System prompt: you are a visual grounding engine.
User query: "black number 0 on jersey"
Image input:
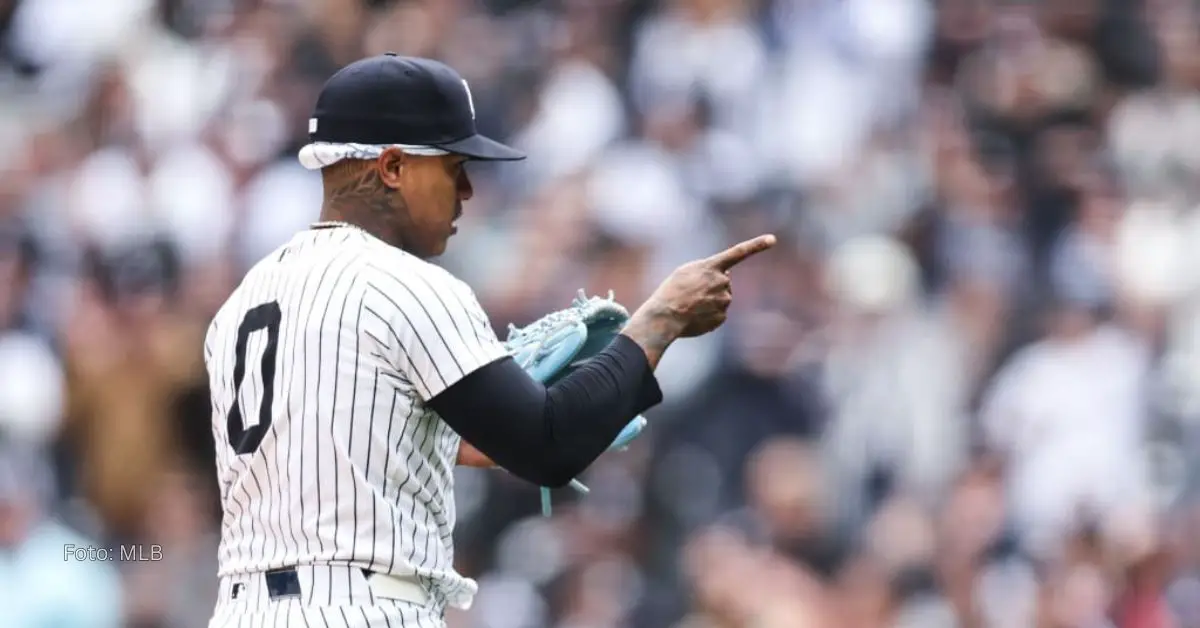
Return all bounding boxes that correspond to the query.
[227,301,282,455]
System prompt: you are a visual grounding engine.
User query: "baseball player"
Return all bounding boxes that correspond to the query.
[204,53,775,627]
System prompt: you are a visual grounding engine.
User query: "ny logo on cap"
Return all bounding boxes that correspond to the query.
[462,79,476,121]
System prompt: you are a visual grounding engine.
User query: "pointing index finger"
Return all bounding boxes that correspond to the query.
[708,234,777,271]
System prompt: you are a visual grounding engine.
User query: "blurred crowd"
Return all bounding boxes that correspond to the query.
[3,0,1200,626]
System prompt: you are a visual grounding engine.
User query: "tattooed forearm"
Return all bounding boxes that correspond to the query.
[620,303,683,370]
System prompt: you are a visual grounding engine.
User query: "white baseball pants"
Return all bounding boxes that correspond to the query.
[209,565,446,628]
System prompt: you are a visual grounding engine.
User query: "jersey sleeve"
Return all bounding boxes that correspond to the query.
[361,261,509,401]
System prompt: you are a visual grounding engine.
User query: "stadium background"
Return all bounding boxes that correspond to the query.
[3,0,1200,626]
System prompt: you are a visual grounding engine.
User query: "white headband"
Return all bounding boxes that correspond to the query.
[297,142,450,171]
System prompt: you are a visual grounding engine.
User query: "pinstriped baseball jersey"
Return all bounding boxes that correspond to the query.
[204,224,506,612]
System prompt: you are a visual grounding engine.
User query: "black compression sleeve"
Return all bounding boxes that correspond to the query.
[427,335,663,487]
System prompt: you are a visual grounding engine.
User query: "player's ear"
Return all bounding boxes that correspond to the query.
[376,148,408,190]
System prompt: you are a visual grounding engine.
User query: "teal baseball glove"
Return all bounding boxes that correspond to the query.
[503,290,648,516]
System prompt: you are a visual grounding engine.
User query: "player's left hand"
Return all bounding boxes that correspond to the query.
[455,441,496,468]
[503,290,650,515]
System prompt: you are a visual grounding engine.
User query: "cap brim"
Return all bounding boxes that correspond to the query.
[436,133,526,161]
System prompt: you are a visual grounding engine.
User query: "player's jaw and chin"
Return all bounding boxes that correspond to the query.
[441,156,470,244]
[388,152,471,259]
[424,200,461,258]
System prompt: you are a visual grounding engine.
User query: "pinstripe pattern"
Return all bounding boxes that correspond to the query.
[208,603,442,628]
[205,226,507,623]
[209,565,445,627]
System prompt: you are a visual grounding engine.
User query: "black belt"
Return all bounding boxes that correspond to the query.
[259,566,374,600]
[264,567,303,600]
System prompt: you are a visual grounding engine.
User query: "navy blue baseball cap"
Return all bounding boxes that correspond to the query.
[308,53,525,161]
